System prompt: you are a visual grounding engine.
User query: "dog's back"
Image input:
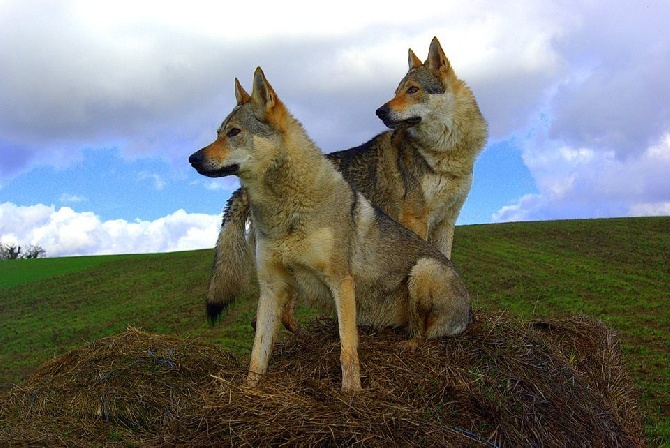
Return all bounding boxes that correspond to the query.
[326,131,423,226]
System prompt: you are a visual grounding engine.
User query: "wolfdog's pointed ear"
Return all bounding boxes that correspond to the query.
[235,78,250,105]
[426,36,451,76]
[408,48,422,70]
[251,67,277,112]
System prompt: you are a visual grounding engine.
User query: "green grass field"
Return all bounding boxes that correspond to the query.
[0,217,668,444]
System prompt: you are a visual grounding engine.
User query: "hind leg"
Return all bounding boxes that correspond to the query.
[397,294,430,352]
[281,293,301,334]
[405,257,471,346]
[250,293,301,334]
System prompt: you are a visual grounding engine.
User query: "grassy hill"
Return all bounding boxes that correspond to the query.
[0,216,668,444]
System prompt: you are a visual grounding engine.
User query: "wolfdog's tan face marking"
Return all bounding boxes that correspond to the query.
[189,98,278,180]
[375,38,459,132]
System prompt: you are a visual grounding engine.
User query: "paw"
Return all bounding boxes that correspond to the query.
[245,371,262,388]
[341,376,362,392]
[397,338,420,353]
[282,318,303,334]
[341,362,362,392]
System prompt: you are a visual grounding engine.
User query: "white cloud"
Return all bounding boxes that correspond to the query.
[59,193,87,204]
[0,0,580,176]
[492,194,541,223]
[0,202,219,257]
[202,177,239,192]
[204,180,225,191]
[1,0,669,230]
[494,133,670,222]
[489,0,670,223]
[138,172,166,190]
[629,202,670,217]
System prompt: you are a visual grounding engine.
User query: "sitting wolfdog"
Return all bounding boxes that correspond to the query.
[205,38,488,333]
[189,68,472,391]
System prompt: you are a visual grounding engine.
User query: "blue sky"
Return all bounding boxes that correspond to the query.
[1,0,669,257]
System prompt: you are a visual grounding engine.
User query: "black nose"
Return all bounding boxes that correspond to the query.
[376,104,389,120]
[189,151,203,166]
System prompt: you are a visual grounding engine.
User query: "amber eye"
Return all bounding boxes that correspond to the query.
[407,86,419,94]
[226,127,241,137]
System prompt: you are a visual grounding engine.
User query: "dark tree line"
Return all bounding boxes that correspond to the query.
[0,243,46,260]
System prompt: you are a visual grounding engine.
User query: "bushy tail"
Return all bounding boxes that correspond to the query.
[206,188,254,324]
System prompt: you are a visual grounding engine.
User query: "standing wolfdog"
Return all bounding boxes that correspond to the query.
[206,37,487,331]
[189,68,472,391]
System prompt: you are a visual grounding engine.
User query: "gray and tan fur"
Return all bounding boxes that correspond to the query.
[206,37,487,330]
[189,67,472,391]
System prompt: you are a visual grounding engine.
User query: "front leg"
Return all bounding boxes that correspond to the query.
[430,178,471,258]
[247,267,293,387]
[400,204,429,240]
[429,215,456,259]
[331,274,361,392]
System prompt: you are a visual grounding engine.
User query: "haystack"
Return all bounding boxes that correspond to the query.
[0,311,643,447]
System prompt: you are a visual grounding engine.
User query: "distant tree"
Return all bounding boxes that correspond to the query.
[24,244,47,259]
[0,243,20,260]
[0,243,46,260]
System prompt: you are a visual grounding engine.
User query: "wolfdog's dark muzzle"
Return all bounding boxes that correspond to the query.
[189,150,239,178]
[375,104,421,129]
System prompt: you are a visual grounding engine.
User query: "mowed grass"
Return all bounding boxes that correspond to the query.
[0,217,668,444]
[0,250,252,381]
[0,254,128,289]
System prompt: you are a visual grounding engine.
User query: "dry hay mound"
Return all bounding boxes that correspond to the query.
[1,328,241,446]
[1,312,643,447]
